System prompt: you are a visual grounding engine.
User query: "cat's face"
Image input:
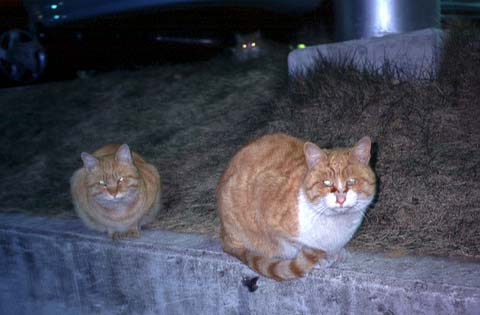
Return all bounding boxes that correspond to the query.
[302,137,376,215]
[232,32,263,61]
[81,145,140,208]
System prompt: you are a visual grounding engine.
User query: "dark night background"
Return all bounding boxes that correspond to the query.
[0,0,335,85]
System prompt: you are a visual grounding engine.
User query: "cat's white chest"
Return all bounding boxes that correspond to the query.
[296,189,364,254]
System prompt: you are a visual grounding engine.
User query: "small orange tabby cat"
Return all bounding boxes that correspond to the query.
[216,133,375,281]
[71,144,161,239]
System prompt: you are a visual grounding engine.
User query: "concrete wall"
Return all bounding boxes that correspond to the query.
[1,213,479,315]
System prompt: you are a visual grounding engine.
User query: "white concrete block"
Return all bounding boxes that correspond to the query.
[288,28,445,80]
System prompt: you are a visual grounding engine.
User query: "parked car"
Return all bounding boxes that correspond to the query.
[0,0,324,84]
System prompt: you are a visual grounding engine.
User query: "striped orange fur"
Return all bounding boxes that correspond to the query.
[216,133,376,281]
[223,242,326,281]
[71,144,161,239]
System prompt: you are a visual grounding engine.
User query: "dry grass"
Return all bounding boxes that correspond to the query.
[0,28,478,259]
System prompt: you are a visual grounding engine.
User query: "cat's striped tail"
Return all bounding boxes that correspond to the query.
[223,244,326,281]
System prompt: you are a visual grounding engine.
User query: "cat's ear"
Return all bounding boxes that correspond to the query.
[81,152,98,172]
[116,144,133,165]
[351,136,372,165]
[304,142,328,169]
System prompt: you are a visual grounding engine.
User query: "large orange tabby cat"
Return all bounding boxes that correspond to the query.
[216,133,376,281]
[71,144,161,239]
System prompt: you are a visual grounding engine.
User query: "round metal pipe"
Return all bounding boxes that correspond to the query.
[334,0,440,41]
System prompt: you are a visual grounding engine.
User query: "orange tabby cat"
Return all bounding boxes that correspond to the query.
[216,133,375,281]
[71,144,161,239]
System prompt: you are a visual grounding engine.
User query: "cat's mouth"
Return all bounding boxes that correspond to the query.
[98,193,123,202]
[94,193,131,206]
[327,203,363,216]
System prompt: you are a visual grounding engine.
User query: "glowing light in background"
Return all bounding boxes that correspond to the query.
[375,0,392,34]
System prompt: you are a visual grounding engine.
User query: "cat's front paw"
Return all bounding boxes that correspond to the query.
[109,228,140,240]
[125,228,140,238]
[109,232,123,240]
[320,249,348,268]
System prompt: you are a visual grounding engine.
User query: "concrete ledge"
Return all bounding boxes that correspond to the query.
[1,212,479,315]
[288,28,444,80]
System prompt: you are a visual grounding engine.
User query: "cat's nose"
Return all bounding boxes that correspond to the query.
[336,193,346,206]
[107,187,117,197]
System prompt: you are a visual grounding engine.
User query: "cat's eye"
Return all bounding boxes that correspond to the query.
[323,180,333,187]
[346,178,356,185]
[242,44,247,49]
[98,180,105,186]
[251,42,256,47]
